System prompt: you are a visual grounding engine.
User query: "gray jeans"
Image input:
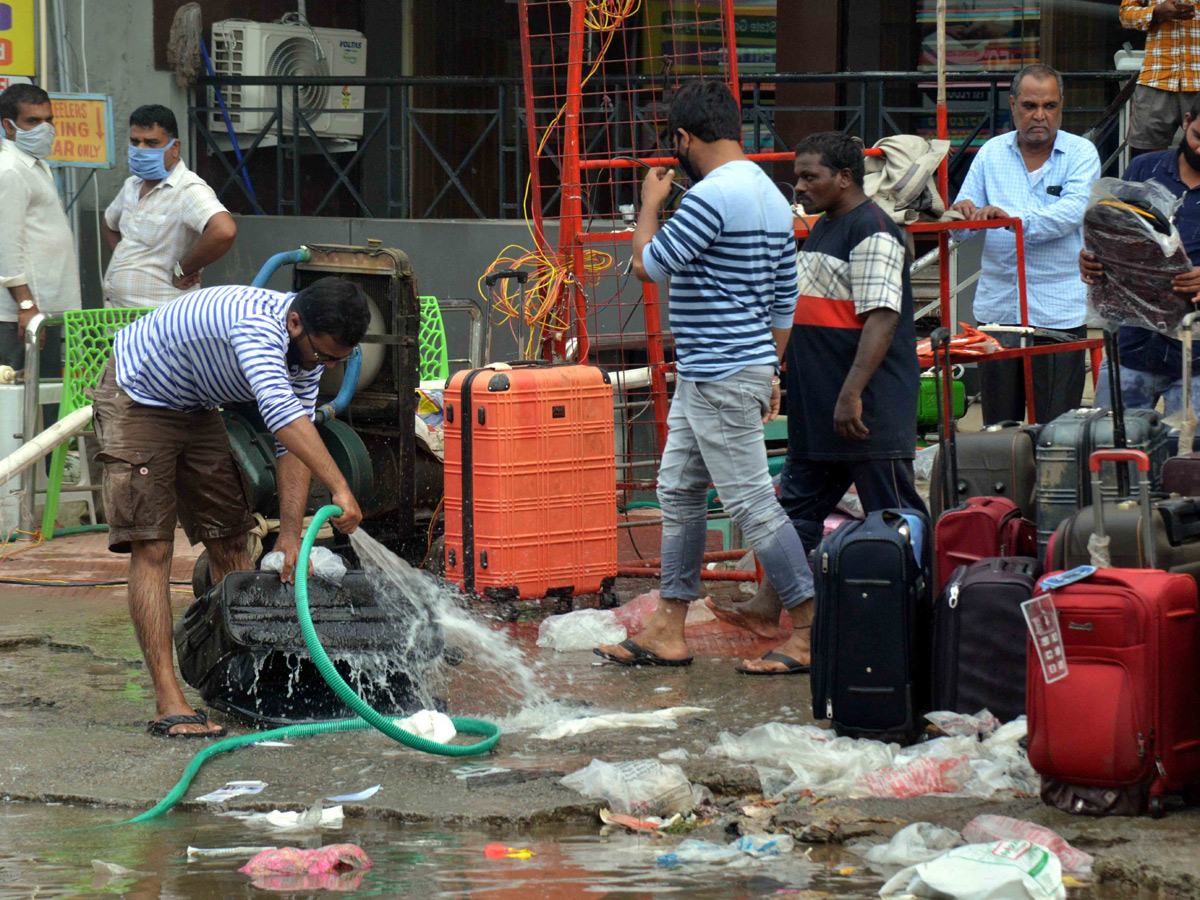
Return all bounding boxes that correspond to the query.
[657,365,814,608]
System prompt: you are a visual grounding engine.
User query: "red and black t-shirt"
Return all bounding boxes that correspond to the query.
[786,199,919,461]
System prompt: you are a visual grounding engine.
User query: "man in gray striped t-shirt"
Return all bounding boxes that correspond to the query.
[595,80,814,673]
[92,277,368,737]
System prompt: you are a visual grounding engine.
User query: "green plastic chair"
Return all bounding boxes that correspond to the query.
[418,295,449,382]
[42,308,155,539]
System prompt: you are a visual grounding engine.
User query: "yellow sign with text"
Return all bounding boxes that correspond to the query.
[47,94,115,168]
[0,0,36,77]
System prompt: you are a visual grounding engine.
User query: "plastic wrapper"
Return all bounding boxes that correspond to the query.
[1087,532,1112,569]
[962,815,1092,874]
[857,822,962,867]
[239,843,372,892]
[880,841,1065,900]
[657,834,795,867]
[854,756,972,799]
[259,546,347,585]
[1084,177,1192,335]
[924,709,1001,737]
[536,608,627,652]
[560,759,695,817]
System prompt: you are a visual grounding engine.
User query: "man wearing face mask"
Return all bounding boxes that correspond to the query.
[91,276,367,736]
[1081,95,1200,414]
[0,83,81,374]
[102,104,236,309]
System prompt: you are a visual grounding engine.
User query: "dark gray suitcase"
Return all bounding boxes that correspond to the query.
[1034,408,1170,551]
[811,508,931,746]
[929,422,1038,522]
[1047,496,1200,586]
[932,557,1041,723]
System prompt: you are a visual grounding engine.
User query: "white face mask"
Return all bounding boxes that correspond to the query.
[3,120,56,160]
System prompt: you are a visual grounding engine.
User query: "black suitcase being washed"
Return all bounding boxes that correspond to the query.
[932,557,1041,723]
[811,508,931,745]
[175,571,445,726]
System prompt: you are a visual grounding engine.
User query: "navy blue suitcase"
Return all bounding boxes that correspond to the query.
[810,508,931,745]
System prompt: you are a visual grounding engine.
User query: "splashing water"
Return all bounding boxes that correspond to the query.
[348,530,551,709]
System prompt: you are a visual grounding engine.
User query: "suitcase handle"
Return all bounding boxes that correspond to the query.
[1088,449,1155,568]
[484,269,529,287]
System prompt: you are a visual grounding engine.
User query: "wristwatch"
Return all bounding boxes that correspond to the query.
[18,299,36,311]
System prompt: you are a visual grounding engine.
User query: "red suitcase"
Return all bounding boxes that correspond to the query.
[928,328,1037,593]
[1028,449,1200,817]
[443,361,618,601]
[934,496,1037,594]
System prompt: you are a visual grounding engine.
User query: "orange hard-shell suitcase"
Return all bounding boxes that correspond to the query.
[443,361,618,600]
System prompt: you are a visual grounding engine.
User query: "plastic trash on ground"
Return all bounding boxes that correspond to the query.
[1083,177,1192,335]
[394,709,456,744]
[260,546,347,585]
[239,844,372,892]
[561,758,695,816]
[914,444,940,483]
[534,706,710,740]
[657,834,795,867]
[962,815,1093,875]
[91,860,147,877]
[236,802,344,831]
[856,756,972,799]
[536,609,627,652]
[707,718,1037,800]
[880,840,1065,900]
[857,822,962,867]
[925,709,1001,738]
[187,846,277,860]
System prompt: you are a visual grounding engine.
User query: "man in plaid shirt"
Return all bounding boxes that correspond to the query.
[1121,0,1200,155]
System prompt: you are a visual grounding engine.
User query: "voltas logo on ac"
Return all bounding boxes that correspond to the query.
[339,40,362,50]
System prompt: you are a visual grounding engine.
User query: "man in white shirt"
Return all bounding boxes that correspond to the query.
[102,104,236,309]
[0,84,81,378]
[950,64,1100,425]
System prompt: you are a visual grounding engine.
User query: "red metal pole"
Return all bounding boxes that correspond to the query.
[517,1,547,249]
[1013,219,1037,422]
[549,0,589,362]
[722,0,740,103]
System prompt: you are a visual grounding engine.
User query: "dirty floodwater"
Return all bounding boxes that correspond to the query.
[0,535,1196,898]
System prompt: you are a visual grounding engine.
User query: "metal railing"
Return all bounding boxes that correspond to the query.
[190,70,1131,220]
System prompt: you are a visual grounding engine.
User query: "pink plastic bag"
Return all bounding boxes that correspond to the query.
[855,756,971,799]
[962,814,1093,873]
[240,844,373,892]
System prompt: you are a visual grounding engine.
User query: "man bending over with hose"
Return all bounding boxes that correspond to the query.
[91,277,369,737]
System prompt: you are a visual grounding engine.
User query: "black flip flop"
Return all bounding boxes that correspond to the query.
[593,639,693,667]
[736,650,810,676]
[146,711,226,739]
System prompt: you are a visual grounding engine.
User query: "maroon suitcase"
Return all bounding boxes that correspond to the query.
[1162,453,1200,496]
[934,496,1037,594]
[1028,449,1200,818]
[929,328,1037,592]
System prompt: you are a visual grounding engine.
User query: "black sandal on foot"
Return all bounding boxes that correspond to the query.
[147,711,226,739]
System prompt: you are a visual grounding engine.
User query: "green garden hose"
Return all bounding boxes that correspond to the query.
[118,504,501,825]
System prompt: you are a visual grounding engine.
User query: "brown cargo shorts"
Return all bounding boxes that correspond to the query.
[89,359,256,553]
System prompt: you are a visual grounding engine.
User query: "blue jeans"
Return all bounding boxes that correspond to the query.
[1094,359,1200,418]
[657,366,814,609]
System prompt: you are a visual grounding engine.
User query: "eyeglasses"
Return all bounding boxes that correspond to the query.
[298,318,355,364]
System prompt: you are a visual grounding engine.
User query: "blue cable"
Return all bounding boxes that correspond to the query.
[201,38,259,209]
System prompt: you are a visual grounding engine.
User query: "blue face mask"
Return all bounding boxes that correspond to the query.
[128,138,177,181]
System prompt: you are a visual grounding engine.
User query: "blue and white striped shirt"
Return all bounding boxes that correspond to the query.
[114,285,322,451]
[643,160,798,380]
[955,129,1101,329]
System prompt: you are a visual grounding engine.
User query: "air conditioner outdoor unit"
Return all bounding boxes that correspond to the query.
[209,20,367,140]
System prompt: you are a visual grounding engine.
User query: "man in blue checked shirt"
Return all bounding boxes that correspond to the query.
[90,277,368,737]
[951,63,1101,425]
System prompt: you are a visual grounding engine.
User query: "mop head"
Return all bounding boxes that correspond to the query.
[167,2,202,90]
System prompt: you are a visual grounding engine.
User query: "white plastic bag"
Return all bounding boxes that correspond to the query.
[260,546,347,585]
[880,841,1065,900]
[393,710,456,744]
[561,759,695,816]
[860,822,961,867]
[962,815,1092,875]
[536,609,627,652]
[924,709,1000,738]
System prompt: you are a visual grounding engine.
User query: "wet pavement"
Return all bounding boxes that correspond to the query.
[0,531,1199,897]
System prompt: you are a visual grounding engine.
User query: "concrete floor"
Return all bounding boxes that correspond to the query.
[0,530,1197,896]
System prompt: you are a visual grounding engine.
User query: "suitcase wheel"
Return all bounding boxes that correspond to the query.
[1150,795,1165,819]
